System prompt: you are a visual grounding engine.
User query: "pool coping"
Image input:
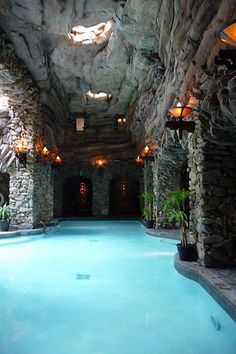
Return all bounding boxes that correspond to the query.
[0,227,45,239]
[174,255,236,322]
[146,228,236,322]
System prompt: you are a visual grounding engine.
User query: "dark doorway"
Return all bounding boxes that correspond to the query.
[110,177,140,217]
[62,177,92,216]
[0,172,10,205]
[180,161,189,190]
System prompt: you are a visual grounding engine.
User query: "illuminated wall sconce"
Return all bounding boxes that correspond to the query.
[166,102,195,140]
[15,142,28,167]
[94,159,108,176]
[51,155,63,169]
[135,155,143,164]
[35,146,51,163]
[215,19,236,69]
[54,155,62,164]
[219,19,236,46]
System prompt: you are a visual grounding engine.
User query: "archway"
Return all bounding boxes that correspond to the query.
[62,177,92,217]
[109,177,140,217]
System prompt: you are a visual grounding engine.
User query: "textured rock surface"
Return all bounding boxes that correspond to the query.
[0,0,163,159]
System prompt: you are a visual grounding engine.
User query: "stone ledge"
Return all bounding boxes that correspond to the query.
[175,255,236,322]
[0,227,44,239]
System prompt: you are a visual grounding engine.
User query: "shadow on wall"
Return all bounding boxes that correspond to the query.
[109,177,140,217]
[62,176,92,217]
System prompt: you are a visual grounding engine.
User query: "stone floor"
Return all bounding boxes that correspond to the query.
[146,227,236,322]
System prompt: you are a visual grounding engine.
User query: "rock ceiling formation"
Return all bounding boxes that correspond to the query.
[0,0,235,161]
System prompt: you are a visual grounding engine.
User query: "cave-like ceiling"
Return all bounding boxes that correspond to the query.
[0,0,161,160]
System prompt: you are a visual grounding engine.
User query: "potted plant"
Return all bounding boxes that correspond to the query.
[140,191,155,228]
[0,203,11,231]
[163,189,195,261]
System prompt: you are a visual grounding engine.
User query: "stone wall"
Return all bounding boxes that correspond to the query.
[54,161,142,217]
[188,77,236,266]
[0,33,54,227]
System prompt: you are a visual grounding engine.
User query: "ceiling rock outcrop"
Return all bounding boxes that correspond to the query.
[0,0,162,159]
[0,0,236,160]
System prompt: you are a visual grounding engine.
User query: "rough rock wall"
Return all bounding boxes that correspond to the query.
[129,0,235,144]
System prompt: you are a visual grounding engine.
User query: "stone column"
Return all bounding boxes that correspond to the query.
[92,172,110,216]
[188,116,236,266]
[9,164,34,228]
[33,163,54,223]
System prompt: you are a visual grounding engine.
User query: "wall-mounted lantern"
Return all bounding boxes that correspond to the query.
[166,102,195,140]
[219,19,236,46]
[35,146,51,163]
[54,155,62,165]
[135,155,143,164]
[14,142,28,167]
[94,159,108,176]
[215,19,236,69]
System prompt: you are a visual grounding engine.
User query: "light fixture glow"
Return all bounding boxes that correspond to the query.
[41,147,49,156]
[169,102,192,119]
[219,19,236,46]
[55,155,62,164]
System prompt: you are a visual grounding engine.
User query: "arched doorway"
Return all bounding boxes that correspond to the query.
[62,177,92,216]
[110,177,140,217]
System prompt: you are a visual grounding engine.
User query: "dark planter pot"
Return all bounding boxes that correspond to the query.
[141,219,154,228]
[0,220,10,232]
[177,243,196,262]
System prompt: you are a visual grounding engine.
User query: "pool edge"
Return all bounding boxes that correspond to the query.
[174,255,236,323]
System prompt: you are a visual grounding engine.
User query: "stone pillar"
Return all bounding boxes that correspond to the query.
[33,163,54,223]
[188,116,236,266]
[143,161,153,193]
[9,164,34,228]
[92,172,110,216]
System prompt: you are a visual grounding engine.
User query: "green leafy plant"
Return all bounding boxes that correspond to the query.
[0,203,11,221]
[142,206,153,220]
[140,192,156,221]
[163,189,190,246]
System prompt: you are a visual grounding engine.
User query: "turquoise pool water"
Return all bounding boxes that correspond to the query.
[0,220,235,354]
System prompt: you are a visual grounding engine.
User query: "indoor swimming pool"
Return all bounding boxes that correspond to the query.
[0,220,235,354]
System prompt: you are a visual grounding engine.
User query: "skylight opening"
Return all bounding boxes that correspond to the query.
[67,20,112,45]
[85,90,112,102]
